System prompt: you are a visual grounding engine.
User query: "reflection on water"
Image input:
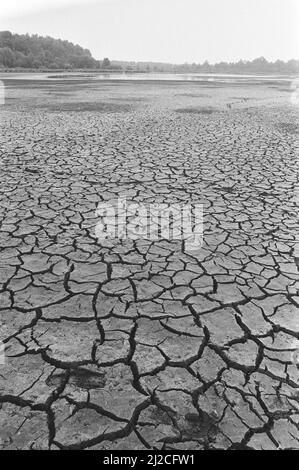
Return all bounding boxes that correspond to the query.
[0,71,294,83]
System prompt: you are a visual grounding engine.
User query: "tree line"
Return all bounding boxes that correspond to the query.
[1,31,298,74]
[116,57,299,75]
[0,31,112,69]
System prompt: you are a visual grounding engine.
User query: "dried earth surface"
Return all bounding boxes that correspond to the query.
[0,75,298,449]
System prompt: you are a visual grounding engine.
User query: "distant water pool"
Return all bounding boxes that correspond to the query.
[0,71,295,83]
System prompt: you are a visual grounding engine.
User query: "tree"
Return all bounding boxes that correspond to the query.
[0,47,15,67]
[102,57,111,68]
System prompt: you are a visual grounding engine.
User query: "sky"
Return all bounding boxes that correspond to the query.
[0,0,298,63]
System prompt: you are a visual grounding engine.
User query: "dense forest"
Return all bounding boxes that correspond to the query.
[0,31,106,69]
[0,31,298,74]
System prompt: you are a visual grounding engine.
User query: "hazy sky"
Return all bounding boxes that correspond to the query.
[1,0,298,63]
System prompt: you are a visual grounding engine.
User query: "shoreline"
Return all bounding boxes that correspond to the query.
[0,68,298,78]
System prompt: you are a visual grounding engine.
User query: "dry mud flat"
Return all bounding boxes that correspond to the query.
[0,76,298,450]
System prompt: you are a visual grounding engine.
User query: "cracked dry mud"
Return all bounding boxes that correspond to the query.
[0,77,298,450]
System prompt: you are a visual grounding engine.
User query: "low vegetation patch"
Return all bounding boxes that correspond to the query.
[277,122,299,135]
[175,106,215,114]
[38,100,133,113]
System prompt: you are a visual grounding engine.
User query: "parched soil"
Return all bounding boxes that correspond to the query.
[0,77,298,450]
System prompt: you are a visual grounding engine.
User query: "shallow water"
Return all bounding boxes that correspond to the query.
[0,71,295,83]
